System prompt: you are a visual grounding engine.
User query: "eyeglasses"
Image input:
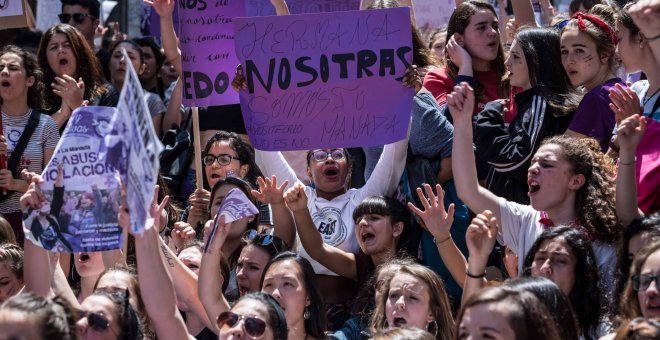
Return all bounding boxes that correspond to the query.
[78,310,116,334]
[58,13,94,24]
[309,149,345,163]
[242,229,285,255]
[216,311,267,338]
[632,274,660,291]
[203,154,240,166]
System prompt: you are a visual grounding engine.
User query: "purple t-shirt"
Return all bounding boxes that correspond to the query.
[568,78,624,152]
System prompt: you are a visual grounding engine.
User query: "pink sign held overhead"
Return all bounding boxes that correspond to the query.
[234,7,414,151]
[178,0,244,107]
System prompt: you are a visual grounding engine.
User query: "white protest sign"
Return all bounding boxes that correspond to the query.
[109,48,164,234]
[25,106,123,252]
[36,0,62,31]
[0,0,24,17]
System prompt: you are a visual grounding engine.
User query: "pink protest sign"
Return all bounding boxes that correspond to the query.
[178,0,244,107]
[234,7,414,151]
[205,188,259,252]
[245,0,361,17]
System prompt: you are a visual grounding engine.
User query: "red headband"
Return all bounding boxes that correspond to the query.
[571,12,618,45]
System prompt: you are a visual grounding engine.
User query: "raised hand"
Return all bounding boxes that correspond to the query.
[251,176,288,205]
[628,0,660,39]
[283,183,309,213]
[617,114,647,154]
[144,0,175,17]
[189,189,210,215]
[407,184,455,239]
[447,82,475,124]
[609,83,642,124]
[19,179,46,211]
[0,135,6,155]
[171,221,196,249]
[204,215,232,253]
[52,75,84,110]
[446,34,472,71]
[465,210,499,268]
[149,185,170,232]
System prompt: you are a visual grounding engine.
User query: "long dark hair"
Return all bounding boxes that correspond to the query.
[504,277,580,340]
[443,0,508,101]
[237,292,288,340]
[514,27,581,116]
[352,196,414,256]
[37,24,105,110]
[0,45,46,111]
[202,131,263,189]
[523,226,602,338]
[260,252,327,338]
[0,293,78,340]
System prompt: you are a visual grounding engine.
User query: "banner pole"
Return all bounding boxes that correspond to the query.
[0,106,6,195]
[192,107,203,190]
[122,227,128,263]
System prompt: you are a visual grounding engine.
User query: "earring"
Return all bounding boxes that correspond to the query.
[303,307,310,320]
[428,320,438,337]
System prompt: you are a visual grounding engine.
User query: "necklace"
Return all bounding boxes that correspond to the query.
[642,86,660,107]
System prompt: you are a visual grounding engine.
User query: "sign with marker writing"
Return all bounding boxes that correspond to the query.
[178,0,244,107]
[245,0,360,17]
[234,7,414,151]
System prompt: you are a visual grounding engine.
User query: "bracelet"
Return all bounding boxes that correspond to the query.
[433,235,452,245]
[619,158,636,166]
[466,269,486,279]
[644,32,660,41]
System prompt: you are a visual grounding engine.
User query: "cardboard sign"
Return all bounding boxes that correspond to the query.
[245,0,360,16]
[0,0,28,30]
[178,0,244,107]
[234,7,414,151]
[24,107,122,252]
[108,48,164,234]
[204,188,259,252]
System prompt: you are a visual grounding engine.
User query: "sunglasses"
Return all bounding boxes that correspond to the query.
[242,229,284,255]
[554,19,569,30]
[216,311,267,338]
[203,153,240,166]
[78,310,115,334]
[58,13,94,24]
[309,149,345,163]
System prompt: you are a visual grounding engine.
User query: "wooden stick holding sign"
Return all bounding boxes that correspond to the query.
[192,107,203,189]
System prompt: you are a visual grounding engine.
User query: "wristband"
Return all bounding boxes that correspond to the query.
[466,269,486,279]
[619,158,636,166]
[433,235,452,245]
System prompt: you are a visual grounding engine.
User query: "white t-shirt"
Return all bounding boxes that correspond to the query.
[497,198,616,295]
[255,138,408,276]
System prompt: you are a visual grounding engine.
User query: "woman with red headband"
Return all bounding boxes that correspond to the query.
[560,5,626,152]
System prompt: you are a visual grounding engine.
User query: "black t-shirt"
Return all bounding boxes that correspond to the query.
[96,48,111,83]
[198,104,246,134]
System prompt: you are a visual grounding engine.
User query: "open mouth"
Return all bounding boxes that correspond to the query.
[209,172,222,180]
[528,180,541,195]
[238,285,250,296]
[360,231,376,244]
[59,58,69,66]
[487,41,498,48]
[323,167,339,178]
[392,317,407,327]
[0,81,10,87]
[78,253,90,263]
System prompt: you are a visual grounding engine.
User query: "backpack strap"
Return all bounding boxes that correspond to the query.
[0,110,41,201]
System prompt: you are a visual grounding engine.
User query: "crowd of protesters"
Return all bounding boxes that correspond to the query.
[1,0,660,338]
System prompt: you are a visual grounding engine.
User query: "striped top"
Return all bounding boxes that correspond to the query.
[1,110,59,213]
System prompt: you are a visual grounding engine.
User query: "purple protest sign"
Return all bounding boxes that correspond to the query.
[178,0,244,107]
[234,7,414,151]
[245,0,361,17]
[205,188,259,252]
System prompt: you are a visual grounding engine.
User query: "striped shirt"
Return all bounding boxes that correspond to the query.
[1,110,59,213]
